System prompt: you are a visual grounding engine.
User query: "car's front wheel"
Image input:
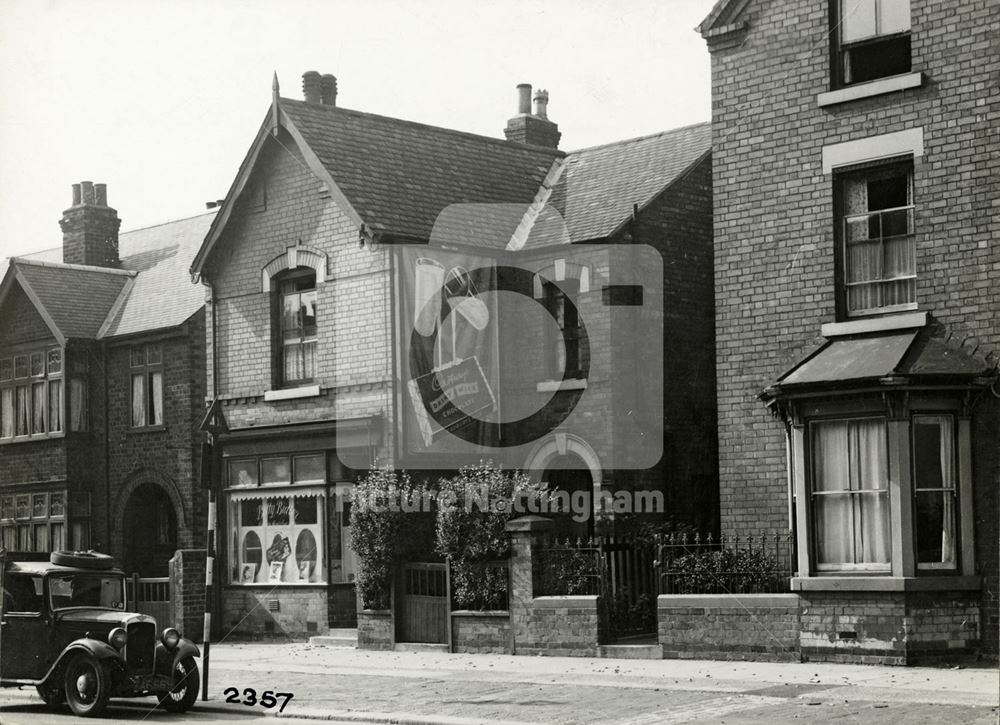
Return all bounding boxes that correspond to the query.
[160,655,199,712]
[63,652,111,717]
[36,684,65,707]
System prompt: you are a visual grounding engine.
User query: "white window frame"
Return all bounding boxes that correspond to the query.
[0,346,64,442]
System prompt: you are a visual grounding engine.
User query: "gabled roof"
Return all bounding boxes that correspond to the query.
[3,211,215,342]
[193,93,712,275]
[3,260,132,342]
[697,0,752,36]
[280,99,561,242]
[550,123,711,243]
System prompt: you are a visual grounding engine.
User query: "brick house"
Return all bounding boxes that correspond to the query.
[189,73,717,637]
[700,0,998,662]
[0,182,211,576]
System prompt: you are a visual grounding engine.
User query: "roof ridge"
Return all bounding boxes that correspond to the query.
[12,257,136,277]
[120,208,219,236]
[280,97,566,157]
[567,121,711,154]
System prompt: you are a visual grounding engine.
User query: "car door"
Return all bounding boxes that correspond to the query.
[0,572,51,680]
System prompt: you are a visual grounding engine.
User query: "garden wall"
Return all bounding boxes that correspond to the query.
[451,611,511,654]
[658,594,800,662]
[358,609,394,650]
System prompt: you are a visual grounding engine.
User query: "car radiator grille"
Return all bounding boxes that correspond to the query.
[126,622,156,674]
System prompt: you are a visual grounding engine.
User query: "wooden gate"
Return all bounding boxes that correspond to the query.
[397,562,448,644]
[127,575,172,624]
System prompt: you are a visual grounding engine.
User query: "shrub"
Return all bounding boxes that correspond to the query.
[350,468,436,609]
[435,462,549,610]
[666,547,779,594]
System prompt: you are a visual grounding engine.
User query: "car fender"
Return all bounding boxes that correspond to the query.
[154,638,201,674]
[41,639,125,686]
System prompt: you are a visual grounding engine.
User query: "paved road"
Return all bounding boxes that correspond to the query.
[1,644,996,724]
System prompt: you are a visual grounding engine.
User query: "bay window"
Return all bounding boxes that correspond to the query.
[226,452,327,585]
[0,347,64,440]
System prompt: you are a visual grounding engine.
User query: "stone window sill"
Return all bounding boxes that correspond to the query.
[817,72,924,107]
[791,575,980,592]
[0,432,66,445]
[264,384,321,402]
[820,310,926,338]
[130,425,166,434]
[536,378,587,393]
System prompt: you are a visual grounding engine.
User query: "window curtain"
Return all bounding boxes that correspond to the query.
[16,385,30,435]
[150,372,164,425]
[814,421,852,566]
[852,419,890,565]
[70,378,87,431]
[1,388,12,438]
[938,421,956,566]
[48,379,63,433]
[131,373,146,426]
[813,419,890,568]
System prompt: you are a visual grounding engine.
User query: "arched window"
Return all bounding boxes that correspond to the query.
[274,269,317,386]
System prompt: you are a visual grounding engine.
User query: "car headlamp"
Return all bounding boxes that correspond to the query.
[108,627,128,650]
[161,627,180,650]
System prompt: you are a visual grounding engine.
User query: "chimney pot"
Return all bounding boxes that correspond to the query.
[95,183,107,206]
[516,83,532,115]
[320,74,338,106]
[72,183,82,206]
[302,71,322,104]
[81,181,95,205]
[533,89,549,119]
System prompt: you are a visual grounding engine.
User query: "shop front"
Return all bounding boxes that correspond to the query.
[215,419,376,637]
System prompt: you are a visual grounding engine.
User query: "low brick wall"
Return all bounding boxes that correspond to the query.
[220,587,328,640]
[658,594,800,662]
[357,609,394,650]
[515,596,601,657]
[169,549,206,642]
[799,590,980,665]
[451,611,511,654]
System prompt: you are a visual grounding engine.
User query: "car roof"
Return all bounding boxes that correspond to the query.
[4,560,125,576]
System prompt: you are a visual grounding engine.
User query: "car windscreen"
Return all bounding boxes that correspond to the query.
[49,574,126,611]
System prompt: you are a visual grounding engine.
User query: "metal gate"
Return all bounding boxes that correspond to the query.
[397,562,448,644]
[127,575,172,624]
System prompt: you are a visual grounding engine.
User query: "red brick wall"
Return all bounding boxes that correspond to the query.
[707,0,999,650]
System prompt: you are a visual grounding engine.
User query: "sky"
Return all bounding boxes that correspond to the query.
[0,0,714,260]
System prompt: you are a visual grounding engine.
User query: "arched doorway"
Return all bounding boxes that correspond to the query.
[542,454,594,539]
[122,483,177,577]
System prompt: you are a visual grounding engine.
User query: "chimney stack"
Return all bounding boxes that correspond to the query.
[60,181,122,267]
[302,71,322,104]
[504,83,561,148]
[320,74,338,106]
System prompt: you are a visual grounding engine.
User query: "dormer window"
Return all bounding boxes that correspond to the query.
[833,0,911,87]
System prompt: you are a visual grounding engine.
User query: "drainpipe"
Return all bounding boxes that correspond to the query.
[103,340,111,556]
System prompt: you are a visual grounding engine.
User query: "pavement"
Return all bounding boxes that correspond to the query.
[1,643,997,724]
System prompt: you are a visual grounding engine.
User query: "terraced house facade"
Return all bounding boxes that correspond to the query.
[189,73,718,636]
[700,0,998,662]
[0,183,211,577]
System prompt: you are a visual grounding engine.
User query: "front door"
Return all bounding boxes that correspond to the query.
[397,563,448,644]
[0,572,51,680]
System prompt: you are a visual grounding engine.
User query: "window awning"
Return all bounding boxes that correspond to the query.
[763,325,996,400]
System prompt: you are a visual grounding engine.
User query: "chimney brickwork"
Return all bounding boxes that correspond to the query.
[59,181,122,267]
[504,83,561,148]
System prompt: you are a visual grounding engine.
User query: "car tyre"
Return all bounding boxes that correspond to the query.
[160,655,199,712]
[50,550,114,570]
[36,684,66,707]
[63,652,111,717]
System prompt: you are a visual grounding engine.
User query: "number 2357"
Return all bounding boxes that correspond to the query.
[223,687,293,713]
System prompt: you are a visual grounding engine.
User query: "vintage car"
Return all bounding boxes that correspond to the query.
[0,549,200,717]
